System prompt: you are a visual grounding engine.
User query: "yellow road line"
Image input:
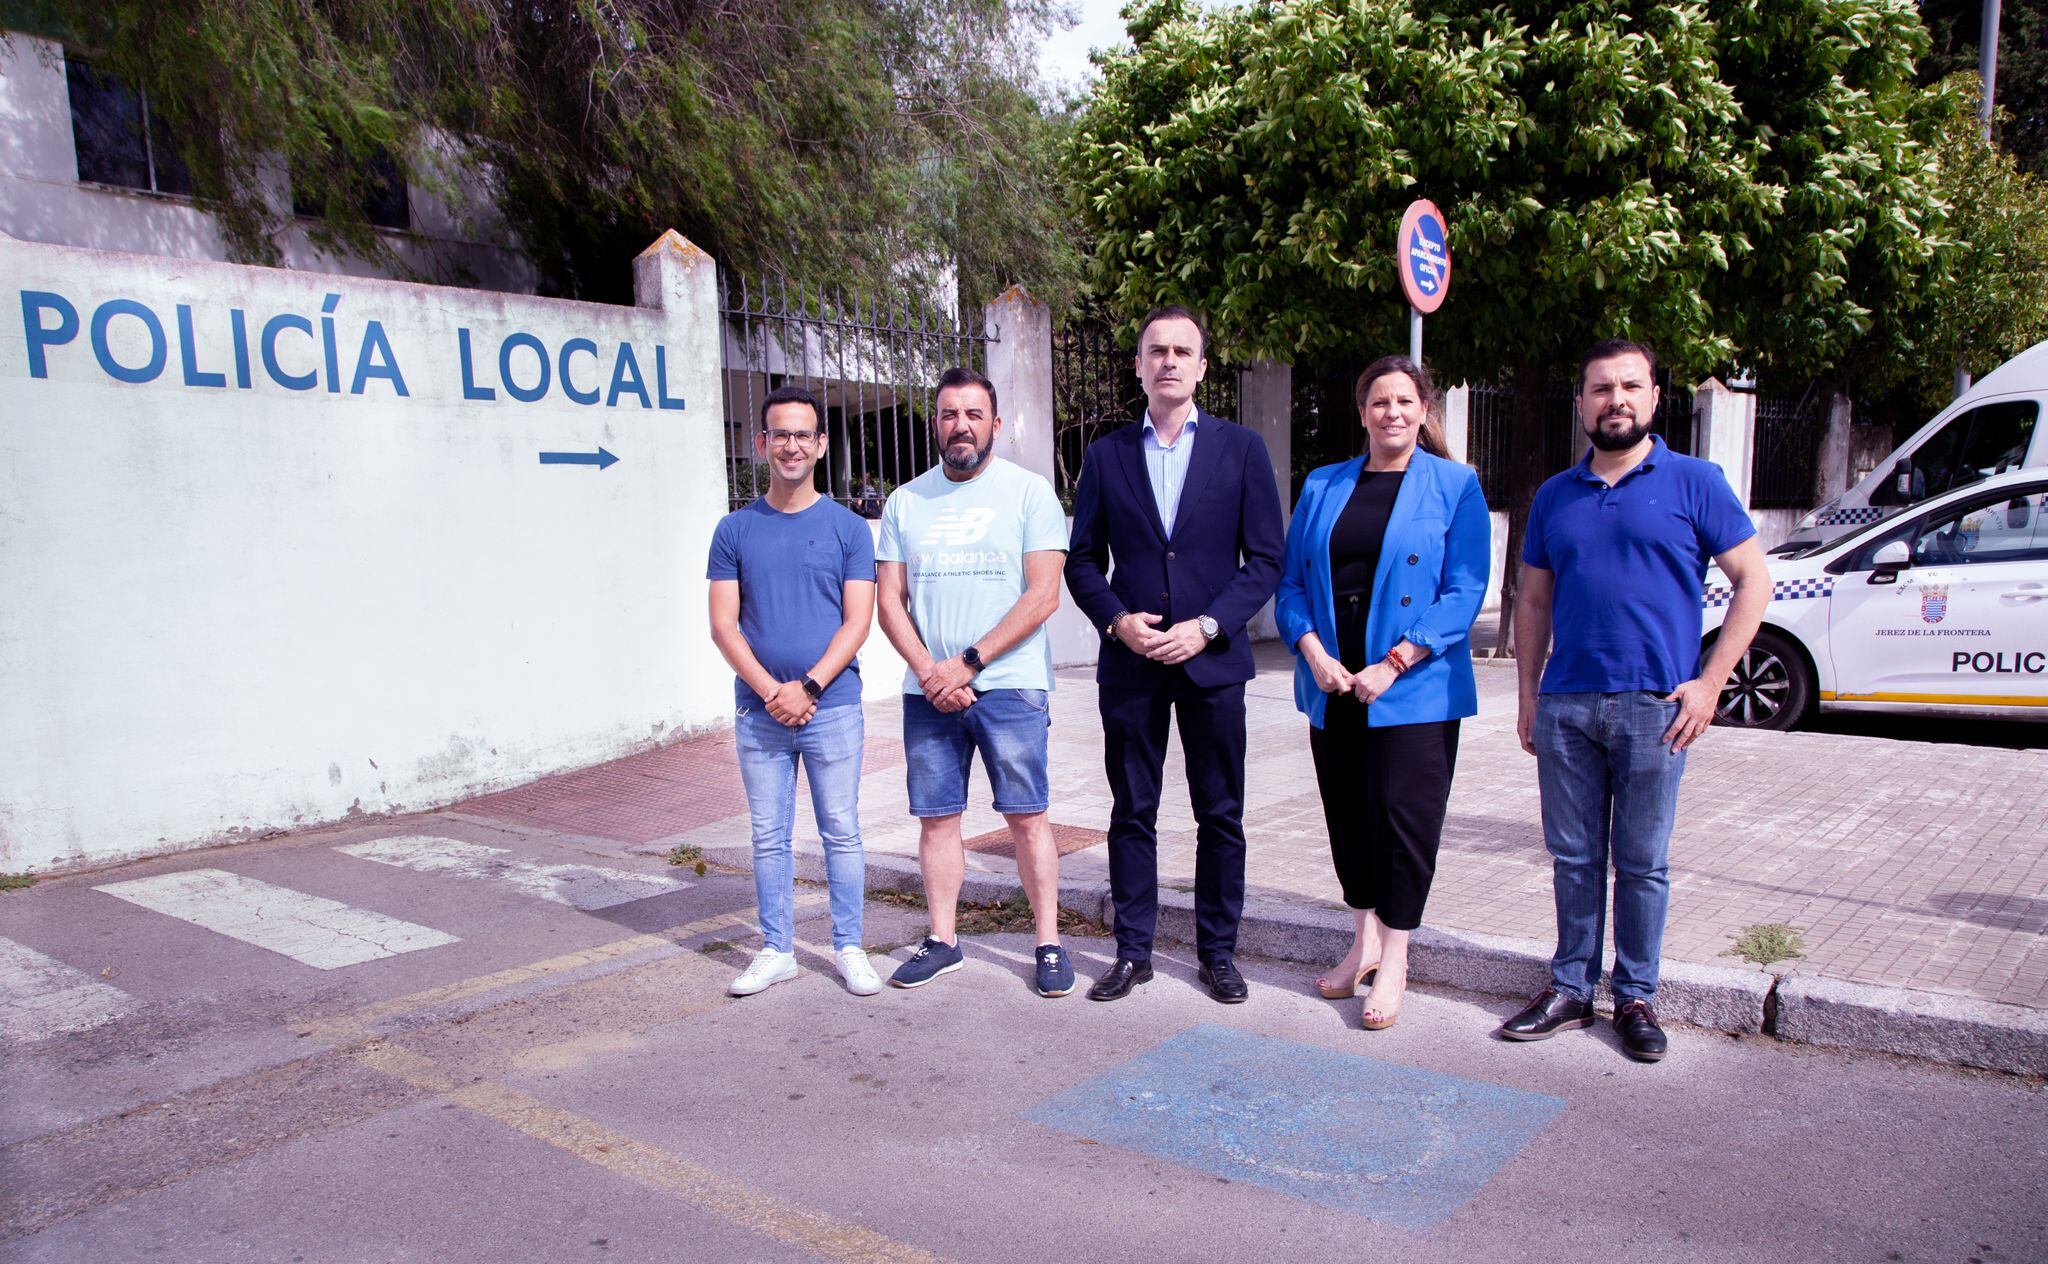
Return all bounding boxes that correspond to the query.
[444,1080,946,1264]
[297,897,822,1040]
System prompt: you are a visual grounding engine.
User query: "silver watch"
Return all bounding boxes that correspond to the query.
[1197,615,1220,641]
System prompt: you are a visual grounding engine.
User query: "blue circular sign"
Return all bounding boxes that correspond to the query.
[1397,200,1451,313]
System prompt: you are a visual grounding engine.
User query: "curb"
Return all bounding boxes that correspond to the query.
[640,838,2043,1077]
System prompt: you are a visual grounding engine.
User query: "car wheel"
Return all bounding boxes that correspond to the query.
[1714,629,1812,731]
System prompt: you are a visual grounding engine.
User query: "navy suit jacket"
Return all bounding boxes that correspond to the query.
[1064,410,1285,689]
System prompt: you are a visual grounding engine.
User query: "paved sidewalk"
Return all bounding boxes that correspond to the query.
[457,642,2048,1012]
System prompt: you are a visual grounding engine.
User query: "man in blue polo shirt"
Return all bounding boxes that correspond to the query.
[708,385,879,1000]
[1500,339,1770,1062]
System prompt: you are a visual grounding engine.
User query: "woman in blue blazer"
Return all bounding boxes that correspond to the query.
[1274,355,1490,1030]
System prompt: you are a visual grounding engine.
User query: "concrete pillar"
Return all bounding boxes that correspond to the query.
[633,228,717,316]
[1815,388,1855,504]
[1441,384,1470,463]
[1239,359,1293,517]
[982,284,1057,486]
[1692,377,1755,506]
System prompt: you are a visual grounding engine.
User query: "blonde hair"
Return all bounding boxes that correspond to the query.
[1354,355,1450,459]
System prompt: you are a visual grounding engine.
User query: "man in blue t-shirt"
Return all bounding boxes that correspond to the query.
[1500,340,1771,1062]
[707,386,879,1000]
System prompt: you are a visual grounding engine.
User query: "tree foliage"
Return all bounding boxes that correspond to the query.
[1068,0,1949,391]
[1917,0,2048,175]
[33,0,1081,307]
[1861,73,2048,409]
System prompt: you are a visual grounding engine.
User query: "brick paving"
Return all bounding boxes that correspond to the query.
[449,642,2048,1009]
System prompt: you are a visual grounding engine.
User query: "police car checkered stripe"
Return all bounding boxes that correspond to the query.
[1816,506,1886,525]
[1701,576,1833,609]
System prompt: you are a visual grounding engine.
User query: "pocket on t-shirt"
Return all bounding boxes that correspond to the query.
[804,539,841,574]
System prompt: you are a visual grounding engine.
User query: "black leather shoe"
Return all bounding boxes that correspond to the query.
[1497,987,1596,1041]
[1088,958,1153,1001]
[1615,998,1669,1062]
[1198,957,1250,1004]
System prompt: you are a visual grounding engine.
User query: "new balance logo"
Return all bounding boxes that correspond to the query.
[921,506,996,547]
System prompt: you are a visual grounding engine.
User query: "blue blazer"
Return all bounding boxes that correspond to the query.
[1065,411,1285,689]
[1274,450,1491,728]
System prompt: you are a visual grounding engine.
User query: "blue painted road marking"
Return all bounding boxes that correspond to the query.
[1022,1024,1564,1230]
[539,447,618,470]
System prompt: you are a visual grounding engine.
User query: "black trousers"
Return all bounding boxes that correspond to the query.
[1308,698,1459,931]
[1099,672,1248,963]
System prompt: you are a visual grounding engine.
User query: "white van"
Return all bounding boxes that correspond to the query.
[1775,340,2046,553]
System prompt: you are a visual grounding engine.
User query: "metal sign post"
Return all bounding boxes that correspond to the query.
[1396,199,1451,367]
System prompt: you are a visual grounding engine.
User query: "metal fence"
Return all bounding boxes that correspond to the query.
[719,272,991,511]
[1051,315,1240,501]
[1751,385,1829,508]
[1464,370,1695,502]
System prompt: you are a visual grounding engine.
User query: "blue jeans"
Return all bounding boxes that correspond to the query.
[1533,691,1688,1003]
[901,689,1051,816]
[734,703,865,952]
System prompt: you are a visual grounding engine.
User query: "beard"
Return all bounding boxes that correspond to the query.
[941,432,993,472]
[1586,410,1653,452]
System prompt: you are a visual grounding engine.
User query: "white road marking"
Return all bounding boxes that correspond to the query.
[0,936,131,1043]
[334,835,688,911]
[93,869,459,969]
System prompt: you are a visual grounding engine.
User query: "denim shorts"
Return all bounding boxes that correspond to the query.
[901,688,1051,817]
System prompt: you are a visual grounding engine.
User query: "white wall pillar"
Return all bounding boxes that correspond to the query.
[983,285,1056,486]
[1239,359,1293,517]
[1816,388,1855,504]
[1441,384,1470,464]
[1692,377,1755,506]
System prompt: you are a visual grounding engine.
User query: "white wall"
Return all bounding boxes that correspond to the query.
[0,232,729,871]
[0,35,538,293]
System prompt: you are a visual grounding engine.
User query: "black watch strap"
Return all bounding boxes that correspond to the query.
[961,646,984,673]
[801,675,823,699]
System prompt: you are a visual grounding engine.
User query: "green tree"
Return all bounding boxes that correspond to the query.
[27,0,1080,307]
[1917,0,2048,175]
[1068,0,1951,645]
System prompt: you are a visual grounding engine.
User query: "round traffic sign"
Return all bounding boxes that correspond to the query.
[1397,200,1451,314]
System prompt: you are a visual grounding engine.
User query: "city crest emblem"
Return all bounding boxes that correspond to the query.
[1920,583,1948,624]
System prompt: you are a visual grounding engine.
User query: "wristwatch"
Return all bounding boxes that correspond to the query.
[800,675,823,699]
[1106,611,1131,640]
[961,646,985,673]
[1197,615,1220,641]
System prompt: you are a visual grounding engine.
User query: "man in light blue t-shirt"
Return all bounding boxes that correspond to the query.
[708,385,879,1001]
[875,366,1074,997]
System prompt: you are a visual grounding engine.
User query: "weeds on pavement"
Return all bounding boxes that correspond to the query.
[1726,922,1806,965]
[666,844,707,876]
[0,872,37,892]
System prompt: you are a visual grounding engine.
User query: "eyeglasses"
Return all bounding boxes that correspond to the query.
[765,429,822,448]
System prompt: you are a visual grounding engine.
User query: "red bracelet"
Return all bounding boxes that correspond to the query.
[1383,648,1410,674]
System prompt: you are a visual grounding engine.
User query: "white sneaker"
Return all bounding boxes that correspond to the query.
[836,946,883,997]
[729,948,799,996]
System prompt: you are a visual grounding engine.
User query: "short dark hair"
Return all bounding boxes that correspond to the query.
[1136,304,1208,356]
[1575,339,1659,392]
[936,365,998,417]
[760,384,823,431]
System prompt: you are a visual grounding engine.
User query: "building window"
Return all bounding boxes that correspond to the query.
[64,57,192,196]
[292,147,410,232]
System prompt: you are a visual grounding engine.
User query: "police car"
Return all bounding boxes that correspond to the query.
[1705,468,2048,729]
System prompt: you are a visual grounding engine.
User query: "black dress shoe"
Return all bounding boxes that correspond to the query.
[1088,958,1153,1001]
[1497,987,1596,1041]
[1615,999,1669,1062]
[1198,957,1249,1004]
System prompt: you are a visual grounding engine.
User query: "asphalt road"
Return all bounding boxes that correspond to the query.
[4,819,2044,1263]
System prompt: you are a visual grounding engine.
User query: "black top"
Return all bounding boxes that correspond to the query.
[1328,469,1404,669]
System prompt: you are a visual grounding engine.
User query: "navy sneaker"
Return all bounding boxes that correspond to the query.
[1034,943,1075,998]
[889,936,965,989]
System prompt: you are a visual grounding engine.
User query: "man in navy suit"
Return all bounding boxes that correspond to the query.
[1065,305,1284,1002]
